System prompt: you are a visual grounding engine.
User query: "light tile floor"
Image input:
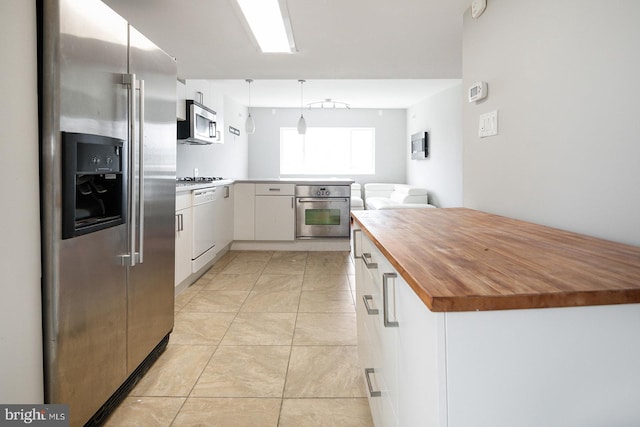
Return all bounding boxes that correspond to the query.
[104,250,373,427]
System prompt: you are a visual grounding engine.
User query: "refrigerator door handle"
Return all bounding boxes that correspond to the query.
[137,79,145,264]
[121,73,137,267]
[120,75,145,265]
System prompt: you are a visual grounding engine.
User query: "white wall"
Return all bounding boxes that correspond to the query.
[177,82,249,179]
[248,108,407,183]
[406,83,463,207]
[462,0,640,246]
[0,0,44,403]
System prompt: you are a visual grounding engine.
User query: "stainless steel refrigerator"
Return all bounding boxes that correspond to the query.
[39,0,176,425]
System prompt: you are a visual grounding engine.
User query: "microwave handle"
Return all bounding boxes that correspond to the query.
[209,121,216,138]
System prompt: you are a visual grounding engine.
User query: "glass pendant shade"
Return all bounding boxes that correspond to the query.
[245,112,255,134]
[297,114,307,135]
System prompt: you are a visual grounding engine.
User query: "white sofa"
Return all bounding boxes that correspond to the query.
[350,183,364,210]
[364,183,435,210]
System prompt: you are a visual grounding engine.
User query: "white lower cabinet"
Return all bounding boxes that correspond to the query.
[357,229,401,427]
[175,192,193,286]
[354,226,640,427]
[233,183,255,240]
[254,183,295,241]
[215,184,234,249]
[395,277,444,427]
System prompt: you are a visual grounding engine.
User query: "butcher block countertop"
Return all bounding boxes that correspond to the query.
[351,208,640,312]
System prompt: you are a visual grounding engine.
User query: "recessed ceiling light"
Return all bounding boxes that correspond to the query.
[236,0,296,53]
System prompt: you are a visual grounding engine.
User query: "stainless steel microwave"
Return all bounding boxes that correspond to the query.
[177,100,219,144]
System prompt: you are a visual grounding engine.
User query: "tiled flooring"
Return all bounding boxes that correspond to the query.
[104,250,374,427]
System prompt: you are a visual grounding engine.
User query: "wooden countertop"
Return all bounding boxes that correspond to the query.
[351,208,640,312]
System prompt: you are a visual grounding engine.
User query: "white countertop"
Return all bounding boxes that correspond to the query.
[175,179,234,192]
[233,178,354,185]
[176,178,354,192]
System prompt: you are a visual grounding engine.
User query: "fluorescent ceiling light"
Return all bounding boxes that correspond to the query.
[236,0,295,53]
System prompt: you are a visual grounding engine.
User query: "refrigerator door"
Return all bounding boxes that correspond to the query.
[126,25,177,372]
[41,0,129,425]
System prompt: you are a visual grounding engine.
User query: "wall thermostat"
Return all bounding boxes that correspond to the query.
[468,81,488,102]
[471,0,487,19]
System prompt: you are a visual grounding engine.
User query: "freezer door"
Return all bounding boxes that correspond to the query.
[58,0,128,140]
[42,0,129,425]
[126,25,177,373]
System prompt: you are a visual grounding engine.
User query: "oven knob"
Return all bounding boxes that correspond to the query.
[316,191,321,196]
[326,190,330,196]
[91,156,100,164]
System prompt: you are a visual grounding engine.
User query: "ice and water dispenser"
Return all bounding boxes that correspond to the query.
[62,132,126,239]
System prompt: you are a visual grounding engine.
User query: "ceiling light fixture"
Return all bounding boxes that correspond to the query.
[245,79,256,135]
[306,98,351,109]
[297,79,307,135]
[235,0,296,53]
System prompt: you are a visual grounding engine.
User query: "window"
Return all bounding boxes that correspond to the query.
[280,127,375,175]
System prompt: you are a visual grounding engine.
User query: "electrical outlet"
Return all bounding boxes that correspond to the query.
[479,110,498,138]
[194,167,199,177]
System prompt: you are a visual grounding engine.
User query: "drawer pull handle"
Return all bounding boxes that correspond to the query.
[352,229,362,259]
[383,272,399,328]
[362,252,377,269]
[362,294,379,315]
[268,188,281,191]
[364,368,381,397]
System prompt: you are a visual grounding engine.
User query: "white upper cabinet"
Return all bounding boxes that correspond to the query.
[176,80,186,120]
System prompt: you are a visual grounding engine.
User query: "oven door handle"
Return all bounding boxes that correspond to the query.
[297,198,349,203]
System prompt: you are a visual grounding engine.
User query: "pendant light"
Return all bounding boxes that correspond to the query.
[245,79,256,135]
[297,79,307,135]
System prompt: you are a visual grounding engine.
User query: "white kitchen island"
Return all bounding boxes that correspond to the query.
[351,208,640,427]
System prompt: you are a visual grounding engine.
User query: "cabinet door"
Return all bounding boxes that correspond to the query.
[175,207,192,286]
[233,183,255,240]
[395,274,445,427]
[255,195,295,241]
[215,184,233,249]
[221,184,234,247]
[176,80,186,120]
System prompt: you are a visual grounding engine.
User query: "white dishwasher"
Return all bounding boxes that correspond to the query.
[192,187,216,272]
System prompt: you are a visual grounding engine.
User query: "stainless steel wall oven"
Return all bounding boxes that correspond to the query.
[295,185,350,238]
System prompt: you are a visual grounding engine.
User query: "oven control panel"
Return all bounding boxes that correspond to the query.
[295,185,350,198]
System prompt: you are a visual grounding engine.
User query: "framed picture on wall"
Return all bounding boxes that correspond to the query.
[411,132,428,159]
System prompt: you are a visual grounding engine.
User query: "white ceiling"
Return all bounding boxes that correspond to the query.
[103,0,470,108]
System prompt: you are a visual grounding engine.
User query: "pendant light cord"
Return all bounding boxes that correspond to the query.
[245,79,256,135]
[246,79,253,109]
[298,79,305,116]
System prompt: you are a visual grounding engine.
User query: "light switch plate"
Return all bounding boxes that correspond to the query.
[479,110,498,138]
